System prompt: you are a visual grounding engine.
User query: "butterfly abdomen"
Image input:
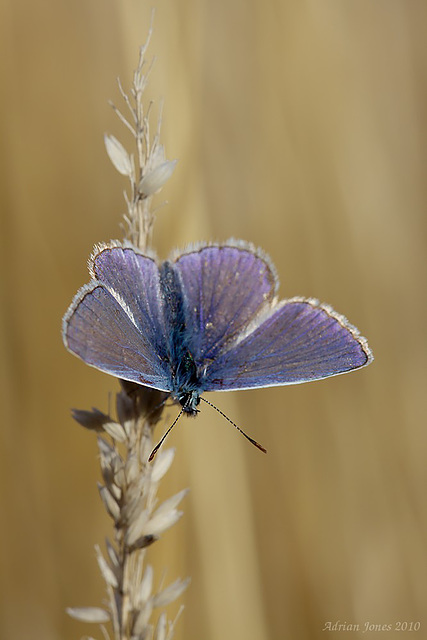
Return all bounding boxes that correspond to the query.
[159,261,201,403]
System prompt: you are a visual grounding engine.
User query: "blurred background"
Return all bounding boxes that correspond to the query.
[1,1,426,639]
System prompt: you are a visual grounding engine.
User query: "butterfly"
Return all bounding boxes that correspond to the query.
[62,240,373,456]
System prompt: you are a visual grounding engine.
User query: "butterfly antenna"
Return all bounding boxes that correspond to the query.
[148,407,185,462]
[200,397,267,453]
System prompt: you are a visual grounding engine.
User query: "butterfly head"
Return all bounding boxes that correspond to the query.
[177,390,200,416]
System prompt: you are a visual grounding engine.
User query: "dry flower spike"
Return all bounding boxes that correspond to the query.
[66,19,189,640]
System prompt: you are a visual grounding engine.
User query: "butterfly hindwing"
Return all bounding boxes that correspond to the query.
[172,243,277,365]
[90,244,169,356]
[63,245,172,391]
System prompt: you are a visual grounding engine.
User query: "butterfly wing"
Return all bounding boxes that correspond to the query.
[171,242,277,365]
[202,297,373,390]
[63,244,172,391]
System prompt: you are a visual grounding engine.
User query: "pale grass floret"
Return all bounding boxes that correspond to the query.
[102,419,128,443]
[104,134,133,177]
[139,156,178,196]
[67,18,188,639]
[66,606,111,624]
[150,448,175,483]
[153,577,191,608]
[138,564,154,604]
[98,483,121,521]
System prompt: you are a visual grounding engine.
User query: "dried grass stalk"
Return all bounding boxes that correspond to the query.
[67,18,187,639]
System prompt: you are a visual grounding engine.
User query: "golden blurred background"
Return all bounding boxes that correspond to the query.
[1,1,426,639]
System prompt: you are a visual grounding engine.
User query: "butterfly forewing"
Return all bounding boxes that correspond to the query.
[203,298,372,390]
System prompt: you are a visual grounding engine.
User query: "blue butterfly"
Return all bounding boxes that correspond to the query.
[63,241,373,455]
